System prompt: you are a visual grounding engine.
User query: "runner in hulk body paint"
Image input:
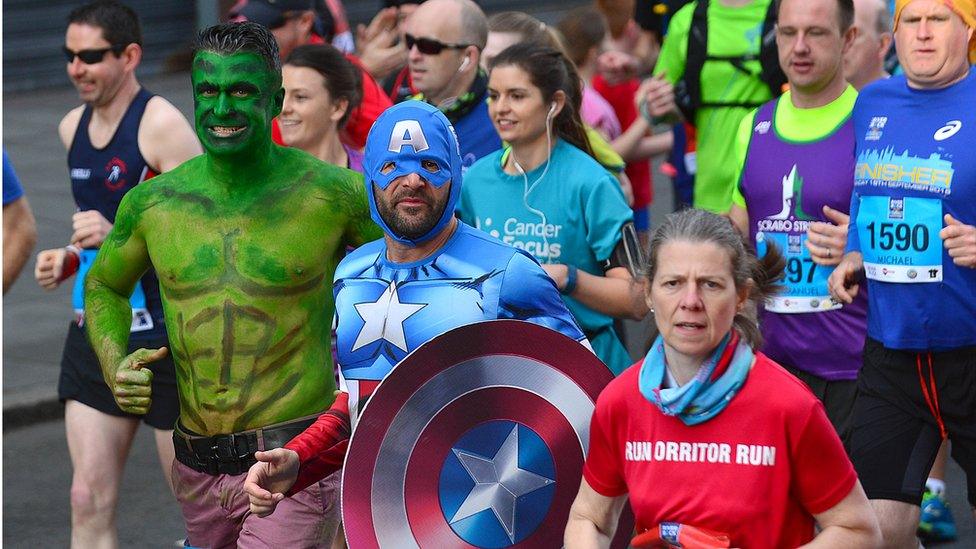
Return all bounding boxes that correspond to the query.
[83,22,380,548]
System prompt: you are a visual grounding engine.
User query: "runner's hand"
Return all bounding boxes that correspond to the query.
[640,74,677,120]
[35,248,68,290]
[113,347,166,414]
[541,263,569,291]
[71,210,113,249]
[244,448,300,517]
[940,214,976,268]
[806,205,850,266]
[828,252,864,304]
[596,50,638,85]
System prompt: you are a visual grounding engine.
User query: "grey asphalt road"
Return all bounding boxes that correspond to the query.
[3,419,184,548]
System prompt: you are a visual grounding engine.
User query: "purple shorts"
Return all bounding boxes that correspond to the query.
[173,460,341,548]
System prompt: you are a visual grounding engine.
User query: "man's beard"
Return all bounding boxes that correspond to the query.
[375,186,448,241]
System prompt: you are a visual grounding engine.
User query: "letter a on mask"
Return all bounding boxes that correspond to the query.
[388,120,429,153]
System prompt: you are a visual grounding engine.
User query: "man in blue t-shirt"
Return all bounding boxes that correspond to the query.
[829,0,976,545]
[2,150,37,294]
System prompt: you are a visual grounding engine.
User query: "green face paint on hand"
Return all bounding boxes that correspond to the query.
[191,51,283,158]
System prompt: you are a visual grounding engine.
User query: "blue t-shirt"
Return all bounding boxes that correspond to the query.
[458,139,634,373]
[3,150,24,205]
[847,72,976,351]
[333,221,587,424]
[453,98,502,172]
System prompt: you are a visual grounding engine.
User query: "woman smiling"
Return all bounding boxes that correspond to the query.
[458,43,647,374]
[280,44,364,171]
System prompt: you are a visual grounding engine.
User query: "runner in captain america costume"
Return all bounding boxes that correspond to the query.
[243,100,588,511]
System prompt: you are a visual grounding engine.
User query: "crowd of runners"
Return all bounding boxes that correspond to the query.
[2,0,974,547]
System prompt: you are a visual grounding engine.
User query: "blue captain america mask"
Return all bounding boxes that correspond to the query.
[364,100,463,245]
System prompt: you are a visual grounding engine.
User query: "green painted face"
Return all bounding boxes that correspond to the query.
[191,51,283,157]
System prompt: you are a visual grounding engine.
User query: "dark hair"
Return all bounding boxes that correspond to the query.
[489,43,594,158]
[776,0,855,33]
[67,0,142,47]
[195,22,281,75]
[556,7,608,67]
[488,11,564,51]
[285,44,362,128]
[644,209,785,349]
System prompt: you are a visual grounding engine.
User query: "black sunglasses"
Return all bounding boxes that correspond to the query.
[62,44,126,64]
[404,33,472,55]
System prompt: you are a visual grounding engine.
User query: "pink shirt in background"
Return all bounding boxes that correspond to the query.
[581,85,622,140]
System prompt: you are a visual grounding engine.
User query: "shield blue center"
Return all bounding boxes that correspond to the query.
[438,420,556,548]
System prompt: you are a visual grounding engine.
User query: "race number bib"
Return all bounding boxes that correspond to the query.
[72,249,154,332]
[757,231,840,313]
[857,196,943,283]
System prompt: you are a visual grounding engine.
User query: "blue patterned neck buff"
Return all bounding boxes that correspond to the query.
[638,331,755,425]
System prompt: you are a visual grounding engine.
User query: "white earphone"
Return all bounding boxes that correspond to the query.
[547,102,557,118]
[458,57,470,73]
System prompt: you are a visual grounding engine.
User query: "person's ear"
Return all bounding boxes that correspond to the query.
[331,97,350,123]
[121,43,142,73]
[298,11,315,36]
[549,90,567,118]
[272,85,285,119]
[842,25,858,55]
[737,278,754,312]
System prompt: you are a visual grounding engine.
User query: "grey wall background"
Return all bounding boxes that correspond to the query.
[2,0,586,93]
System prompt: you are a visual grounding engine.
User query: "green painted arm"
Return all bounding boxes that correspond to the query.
[84,189,153,390]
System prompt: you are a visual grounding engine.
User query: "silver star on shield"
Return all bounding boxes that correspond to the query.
[449,425,554,543]
[351,282,426,352]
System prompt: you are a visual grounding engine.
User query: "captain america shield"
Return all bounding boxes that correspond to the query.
[341,320,630,548]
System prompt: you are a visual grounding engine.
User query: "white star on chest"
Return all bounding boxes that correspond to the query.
[449,425,554,543]
[351,282,426,352]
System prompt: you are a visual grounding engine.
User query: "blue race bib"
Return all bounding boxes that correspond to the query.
[857,196,943,283]
[72,249,154,332]
[757,231,840,313]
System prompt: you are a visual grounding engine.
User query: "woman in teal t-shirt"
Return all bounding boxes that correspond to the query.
[458,43,647,374]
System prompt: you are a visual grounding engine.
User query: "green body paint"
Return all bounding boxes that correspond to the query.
[85,51,381,435]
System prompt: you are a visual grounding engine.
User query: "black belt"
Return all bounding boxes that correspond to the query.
[173,414,319,476]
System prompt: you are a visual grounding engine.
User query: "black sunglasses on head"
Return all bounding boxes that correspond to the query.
[62,44,126,64]
[404,33,472,55]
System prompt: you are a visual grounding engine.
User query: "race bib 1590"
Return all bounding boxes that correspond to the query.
[857,196,943,283]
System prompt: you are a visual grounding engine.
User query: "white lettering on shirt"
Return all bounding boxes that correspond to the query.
[624,440,775,467]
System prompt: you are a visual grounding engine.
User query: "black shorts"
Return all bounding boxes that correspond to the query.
[58,321,179,430]
[782,365,857,447]
[848,338,976,506]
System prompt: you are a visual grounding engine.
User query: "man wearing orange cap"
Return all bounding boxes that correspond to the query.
[829,0,976,546]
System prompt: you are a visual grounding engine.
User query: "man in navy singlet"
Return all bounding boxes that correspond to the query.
[241,100,588,513]
[829,0,976,545]
[32,2,200,546]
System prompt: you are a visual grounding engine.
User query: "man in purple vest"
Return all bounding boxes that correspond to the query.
[728,0,866,441]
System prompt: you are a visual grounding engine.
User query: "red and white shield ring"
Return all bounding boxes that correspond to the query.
[341,320,627,548]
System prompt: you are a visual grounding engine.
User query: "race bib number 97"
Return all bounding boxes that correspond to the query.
[857,196,943,283]
[756,232,840,313]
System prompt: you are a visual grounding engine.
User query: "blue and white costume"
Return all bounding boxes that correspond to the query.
[333,101,587,425]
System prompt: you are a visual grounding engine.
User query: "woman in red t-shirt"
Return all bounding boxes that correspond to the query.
[564,209,880,548]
